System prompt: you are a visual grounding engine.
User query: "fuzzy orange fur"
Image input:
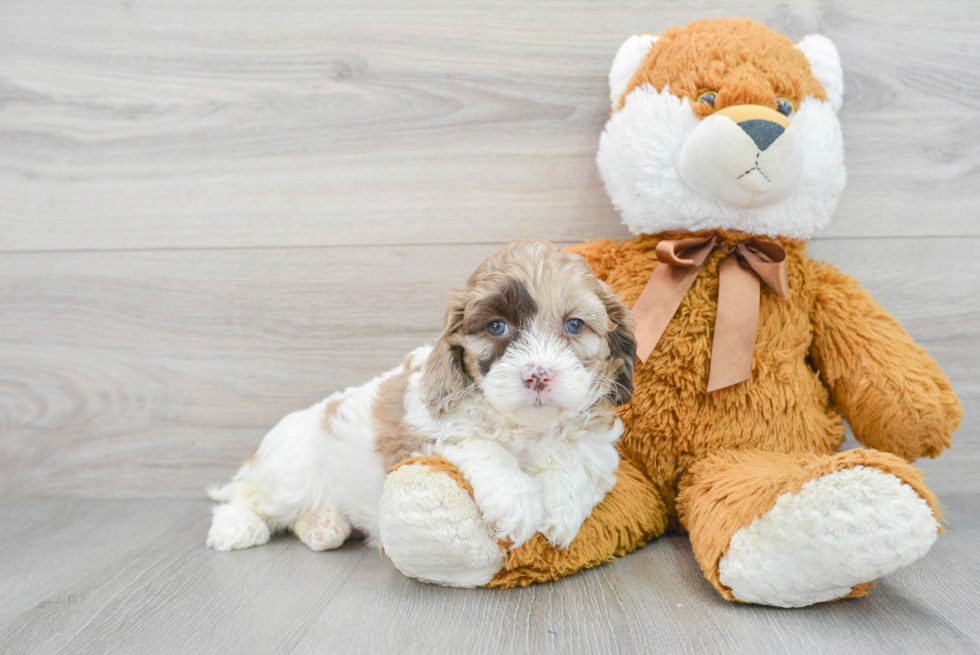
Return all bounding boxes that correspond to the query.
[619,18,827,116]
[387,18,961,600]
[677,448,943,600]
[400,229,960,595]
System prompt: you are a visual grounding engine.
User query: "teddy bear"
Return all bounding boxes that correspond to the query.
[374,17,963,607]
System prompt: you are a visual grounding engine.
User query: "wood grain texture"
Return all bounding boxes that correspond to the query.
[0,496,977,654]
[1,0,980,253]
[1,2,976,651]
[1,238,976,499]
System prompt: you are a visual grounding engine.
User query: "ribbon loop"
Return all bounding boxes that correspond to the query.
[736,241,789,299]
[655,236,718,267]
[631,236,789,391]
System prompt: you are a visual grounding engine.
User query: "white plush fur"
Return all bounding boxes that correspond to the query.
[678,110,804,209]
[795,35,844,112]
[718,467,939,608]
[597,84,845,240]
[598,31,847,241]
[207,341,621,553]
[378,462,505,587]
[608,34,658,106]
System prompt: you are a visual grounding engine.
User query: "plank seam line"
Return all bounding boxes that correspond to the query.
[0,234,975,256]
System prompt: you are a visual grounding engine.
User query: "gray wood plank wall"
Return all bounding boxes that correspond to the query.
[2,0,977,500]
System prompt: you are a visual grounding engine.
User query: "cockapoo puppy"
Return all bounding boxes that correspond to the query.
[206,241,636,554]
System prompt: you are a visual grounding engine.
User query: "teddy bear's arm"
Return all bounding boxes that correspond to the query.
[808,259,962,461]
[379,454,669,588]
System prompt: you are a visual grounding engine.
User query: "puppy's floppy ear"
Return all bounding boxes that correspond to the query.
[420,288,469,418]
[598,280,636,406]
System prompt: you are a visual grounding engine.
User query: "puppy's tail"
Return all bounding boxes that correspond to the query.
[207,482,235,503]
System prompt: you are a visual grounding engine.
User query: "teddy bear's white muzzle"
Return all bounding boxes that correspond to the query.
[678,105,803,210]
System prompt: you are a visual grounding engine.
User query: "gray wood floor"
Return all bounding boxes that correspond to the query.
[2,0,978,653]
[1,496,978,654]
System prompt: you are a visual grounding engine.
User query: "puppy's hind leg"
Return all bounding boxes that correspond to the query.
[206,484,272,551]
[291,505,352,551]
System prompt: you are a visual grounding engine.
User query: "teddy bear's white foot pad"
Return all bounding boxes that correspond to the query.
[718,466,938,608]
[378,463,505,587]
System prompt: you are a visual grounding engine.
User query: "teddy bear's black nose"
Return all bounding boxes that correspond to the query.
[739,120,785,151]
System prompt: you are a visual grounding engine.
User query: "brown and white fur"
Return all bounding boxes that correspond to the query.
[206,241,636,553]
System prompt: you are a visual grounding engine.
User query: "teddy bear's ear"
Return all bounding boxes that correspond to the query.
[609,34,659,108]
[795,35,844,112]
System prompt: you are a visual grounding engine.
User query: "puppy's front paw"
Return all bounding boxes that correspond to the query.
[476,476,544,549]
[537,471,594,550]
[540,504,587,550]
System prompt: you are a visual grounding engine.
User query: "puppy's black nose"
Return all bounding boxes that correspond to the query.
[739,119,785,152]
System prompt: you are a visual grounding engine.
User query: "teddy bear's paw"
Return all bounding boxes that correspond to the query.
[378,462,505,587]
[291,505,351,551]
[718,466,939,608]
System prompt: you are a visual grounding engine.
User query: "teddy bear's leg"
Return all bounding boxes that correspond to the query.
[379,455,667,588]
[677,448,942,608]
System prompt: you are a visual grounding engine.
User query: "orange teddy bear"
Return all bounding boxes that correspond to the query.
[377,18,962,607]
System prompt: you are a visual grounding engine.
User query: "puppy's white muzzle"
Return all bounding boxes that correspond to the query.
[678,104,803,209]
[481,330,590,427]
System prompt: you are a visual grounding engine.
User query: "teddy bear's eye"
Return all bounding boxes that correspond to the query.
[697,91,717,107]
[776,98,795,117]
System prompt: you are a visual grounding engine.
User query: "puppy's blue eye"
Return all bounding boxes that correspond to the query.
[564,318,584,335]
[698,91,717,107]
[487,320,509,337]
[776,98,795,117]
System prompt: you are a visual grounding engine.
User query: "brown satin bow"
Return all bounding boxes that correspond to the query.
[632,236,789,392]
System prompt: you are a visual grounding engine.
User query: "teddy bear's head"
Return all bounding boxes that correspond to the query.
[597,18,845,240]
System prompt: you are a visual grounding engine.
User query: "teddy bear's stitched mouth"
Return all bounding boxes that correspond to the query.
[737,153,771,183]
